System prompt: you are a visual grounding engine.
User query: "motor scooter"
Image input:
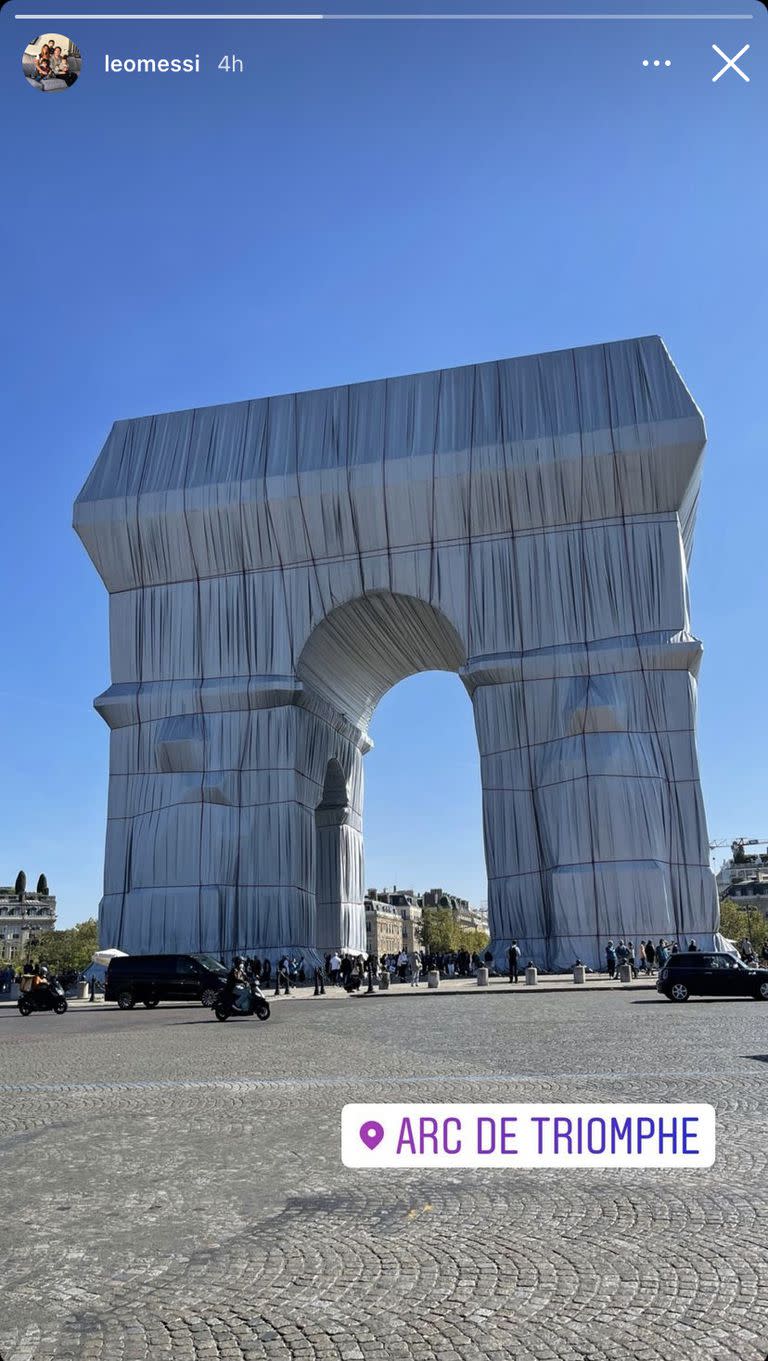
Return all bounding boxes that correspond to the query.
[17,978,68,1017]
[214,979,270,1021]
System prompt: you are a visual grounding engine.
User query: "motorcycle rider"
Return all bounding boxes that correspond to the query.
[18,963,67,1016]
[25,965,60,1012]
[223,955,248,1012]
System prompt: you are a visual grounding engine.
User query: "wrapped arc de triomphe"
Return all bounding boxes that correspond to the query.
[74,336,719,970]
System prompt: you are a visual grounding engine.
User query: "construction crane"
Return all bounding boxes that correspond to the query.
[709,837,768,856]
[731,838,768,862]
[710,838,768,903]
[712,841,768,888]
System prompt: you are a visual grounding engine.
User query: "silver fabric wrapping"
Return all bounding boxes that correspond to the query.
[74,336,717,968]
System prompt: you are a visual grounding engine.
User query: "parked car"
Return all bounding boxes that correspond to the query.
[105,954,228,1009]
[657,951,768,1003]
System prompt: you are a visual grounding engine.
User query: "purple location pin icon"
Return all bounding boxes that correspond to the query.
[360,1120,385,1151]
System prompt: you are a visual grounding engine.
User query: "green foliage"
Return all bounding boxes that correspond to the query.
[420,907,489,956]
[14,870,26,901]
[719,898,767,953]
[462,928,491,956]
[34,918,99,974]
[421,907,458,953]
[36,874,49,896]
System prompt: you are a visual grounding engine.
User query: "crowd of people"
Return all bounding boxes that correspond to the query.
[4,934,768,1000]
[604,935,768,979]
[375,948,488,981]
[229,947,508,992]
[205,935,768,992]
[605,938,680,979]
[232,947,496,992]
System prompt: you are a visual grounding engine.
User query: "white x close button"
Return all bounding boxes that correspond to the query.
[712,43,750,82]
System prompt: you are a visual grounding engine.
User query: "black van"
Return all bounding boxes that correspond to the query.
[105,954,229,1009]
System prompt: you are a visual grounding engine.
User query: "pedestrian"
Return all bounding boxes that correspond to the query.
[605,940,617,979]
[313,964,326,996]
[627,942,637,978]
[396,949,409,982]
[507,940,520,983]
[636,941,647,974]
[644,939,655,975]
[687,939,698,952]
[329,951,342,986]
[344,957,364,992]
[275,955,291,995]
[409,949,422,987]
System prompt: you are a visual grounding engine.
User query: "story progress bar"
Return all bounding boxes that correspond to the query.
[13,12,759,21]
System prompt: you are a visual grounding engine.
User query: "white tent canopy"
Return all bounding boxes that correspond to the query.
[91,948,128,967]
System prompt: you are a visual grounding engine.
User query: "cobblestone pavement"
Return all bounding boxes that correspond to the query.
[1,989,766,1361]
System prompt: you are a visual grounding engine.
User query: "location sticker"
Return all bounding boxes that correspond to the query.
[343,1103,716,1169]
[359,1120,385,1151]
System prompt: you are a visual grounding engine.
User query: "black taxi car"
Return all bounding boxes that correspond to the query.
[657,950,768,1003]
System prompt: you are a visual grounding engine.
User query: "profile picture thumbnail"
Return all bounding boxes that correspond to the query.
[22,33,82,91]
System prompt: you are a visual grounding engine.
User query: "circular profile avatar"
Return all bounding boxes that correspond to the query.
[22,33,82,91]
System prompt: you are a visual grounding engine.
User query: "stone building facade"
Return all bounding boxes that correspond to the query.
[366,888,423,953]
[364,896,404,958]
[0,880,57,962]
[716,846,768,917]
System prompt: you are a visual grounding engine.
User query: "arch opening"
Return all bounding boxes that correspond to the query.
[363,669,484,944]
[302,595,473,958]
[297,591,468,732]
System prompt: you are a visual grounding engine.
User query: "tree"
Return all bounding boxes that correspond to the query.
[421,908,490,957]
[14,870,26,902]
[36,874,49,896]
[34,918,99,975]
[421,907,459,954]
[462,928,491,957]
[719,898,767,954]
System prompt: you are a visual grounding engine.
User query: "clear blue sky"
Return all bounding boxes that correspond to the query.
[0,2,765,926]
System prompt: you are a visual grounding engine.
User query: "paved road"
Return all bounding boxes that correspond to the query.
[1,989,766,1360]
